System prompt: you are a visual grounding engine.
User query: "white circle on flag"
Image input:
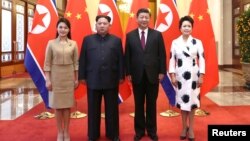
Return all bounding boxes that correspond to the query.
[99,4,114,24]
[31,4,51,34]
[92,4,114,33]
[155,4,173,32]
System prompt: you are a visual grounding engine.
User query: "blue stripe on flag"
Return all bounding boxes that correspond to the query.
[24,48,49,108]
[52,0,56,6]
[174,0,177,5]
[118,94,122,104]
[161,74,176,106]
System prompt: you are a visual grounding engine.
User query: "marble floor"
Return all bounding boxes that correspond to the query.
[0,68,250,120]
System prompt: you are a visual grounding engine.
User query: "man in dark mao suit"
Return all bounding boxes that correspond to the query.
[125,8,166,141]
[78,15,124,141]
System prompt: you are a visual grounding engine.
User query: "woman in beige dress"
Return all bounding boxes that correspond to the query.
[44,17,78,141]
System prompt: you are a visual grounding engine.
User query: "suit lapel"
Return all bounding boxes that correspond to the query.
[176,36,190,56]
[144,28,152,51]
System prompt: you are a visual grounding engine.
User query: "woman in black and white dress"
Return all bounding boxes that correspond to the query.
[169,16,205,141]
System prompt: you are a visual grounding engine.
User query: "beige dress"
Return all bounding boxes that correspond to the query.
[44,38,78,109]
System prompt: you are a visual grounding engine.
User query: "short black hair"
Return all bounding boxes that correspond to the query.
[179,16,194,29]
[95,15,111,23]
[56,17,71,39]
[136,8,151,17]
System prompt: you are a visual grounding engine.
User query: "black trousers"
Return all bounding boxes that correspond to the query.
[87,87,119,140]
[132,71,159,136]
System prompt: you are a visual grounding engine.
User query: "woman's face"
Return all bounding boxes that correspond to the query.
[180,21,192,36]
[57,22,69,38]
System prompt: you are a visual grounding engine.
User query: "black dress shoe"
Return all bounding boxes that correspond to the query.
[180,127,189,140]
[88,138,97,141]
[188,137,195,141]
[112,137,120,141]
[148,134,158,141]
[134,134,144,141]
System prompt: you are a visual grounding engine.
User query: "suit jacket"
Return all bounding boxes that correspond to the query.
[78,33,124,89]
[125,28,166,84]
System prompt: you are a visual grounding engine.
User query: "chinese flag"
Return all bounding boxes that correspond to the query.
[98,0,132,103]
[65,0,92,99]
[155,0,180,106]
[24,0,58,108]
[125,0,153,34]
[189,0,219,96]
[123,0,153,48]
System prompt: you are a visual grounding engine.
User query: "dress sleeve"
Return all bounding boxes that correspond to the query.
[44,41,52,71]
[198,40,205,74]
[169,41,176,73]
[73,41,79,71]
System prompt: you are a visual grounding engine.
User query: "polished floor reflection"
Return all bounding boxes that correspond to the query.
[0,76,42,120]
[207,68,250,106]
[0,68,249,120]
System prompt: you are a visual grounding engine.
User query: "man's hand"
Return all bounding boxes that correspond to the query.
[79,79,86,84]
[127,75,132,82]
[158,74,164,82]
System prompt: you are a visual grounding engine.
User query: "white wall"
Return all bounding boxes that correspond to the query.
[222,0,233,65]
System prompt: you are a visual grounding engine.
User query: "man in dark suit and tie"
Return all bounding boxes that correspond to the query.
[78,15,124,141]
[125,8,166,141]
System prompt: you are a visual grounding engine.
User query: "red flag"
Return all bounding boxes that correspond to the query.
[155,0,180,106]
[125,0,153,34]
[123,0,153,48]
[189,0,219,96]
[65,0,92,99]
[24,0,58,108]
[98,0,123,39]
[155,0,179,68]
[98,0,132,103]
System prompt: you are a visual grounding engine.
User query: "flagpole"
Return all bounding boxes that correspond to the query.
[160,104,180,117]
[34,104,55,120]
[70,101,87,118]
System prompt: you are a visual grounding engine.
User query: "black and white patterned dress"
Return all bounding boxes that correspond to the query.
[169,35,205,111]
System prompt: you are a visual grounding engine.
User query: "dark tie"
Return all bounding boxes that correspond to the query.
[141,31,145,49]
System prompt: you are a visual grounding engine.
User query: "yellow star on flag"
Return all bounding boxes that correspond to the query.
[85,7,88,13]
[198,15,203,21]
[207,9,210,14]
[190,13,195,19]
[76,13,82,20]
[129,12,135,18]
[65,11,72,18]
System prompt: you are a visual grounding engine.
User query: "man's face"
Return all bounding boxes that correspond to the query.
[137,12,150,29]
[95,17,110,35]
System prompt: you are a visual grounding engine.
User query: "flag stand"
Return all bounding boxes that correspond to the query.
[34,106,55,120]
[160,105,179,117]
[195,108,209,116]
[129,112,147,117]
[70,101,86,119]
[195,96,210,116]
